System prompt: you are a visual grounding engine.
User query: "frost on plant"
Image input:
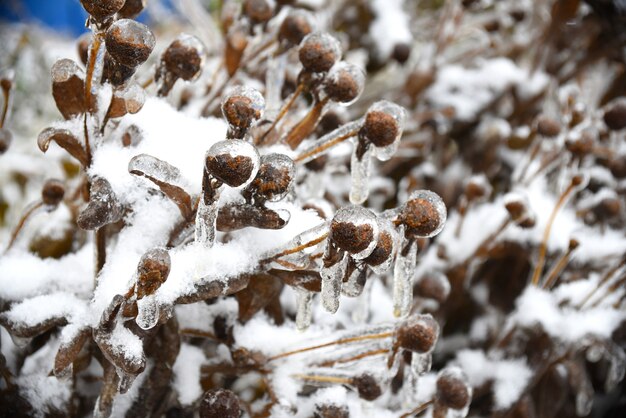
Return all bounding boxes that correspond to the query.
[1,0,626,417]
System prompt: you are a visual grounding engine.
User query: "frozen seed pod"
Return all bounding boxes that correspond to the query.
[279,10,314,48]
[77,177,123,230]
[415,272,450,304]
[242,0,274,25]
[117,0,146,19]
[536,115,562,138]
[41,179,65,207]
[395,314,439,354]
[51,59,86,120]
[200,389,241,418]
[323,62,365,105]
[105,19,155,68]
[359,100,407,160]
[80,0,125,21]
[395,190,447,239]
[295,288,314,331]
[135,248,171,299]
[205,139,261,188]
[329,205,379,259]
[435,368,471,410]
[245,153,295,202]
[298,32,342,74]
[351,374,383,401]
[504,192,534,226]
[221,86,265,139]
[156,34,205,97]
[102,54,137,87]
[363,220,397,274]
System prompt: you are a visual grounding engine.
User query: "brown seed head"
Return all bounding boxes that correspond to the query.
[565,131,595,157]
[221,87,264,135]
[351,374,382,401]
[604,100,626,131]
[199,389,241,418]
[161,35,205,81]
[392,42,411,64]
[363,230,393,267]
[330,206,377,256]
[313,403,350,418]
[205,140,260,188]
[415,273,450,303]
[248,153,295,201]
[436,369,471,410]
[80,0,125,20]
[243,0,274,24]
[504,194,528,222]
[118,0,146,19]
[105,19,155,68]
[102,55,137,86]
[360,111,398,148]
[324,63,364,104]
[396,191,446,239]
[396,314,439,353]
[536,115,561,138]
[136,248,171,299]
[41,179,65,206]
[279,11,313,47]
[299,33,341,73]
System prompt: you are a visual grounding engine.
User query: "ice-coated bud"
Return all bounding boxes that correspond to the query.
[324,62,365,105]
[536,115,561,138]
[396,190,446,239]
[363,229,394,267]
[118,0,146,19]
[351,374,382,401]
[105,19,155,68]
[313,403,349,418]
[80,0,125,20]
[160,34,205,82]
[135,248,171,299]
[205,139,261,188]
[330,205,379,259]
[298,32,342,74]
[200,389,241,418]
[604,99,626,131]
[395,314,439,354]
[246,153,295,202]
[221,86,265,138]
[436,367,471,410]
[242,0,274,25]
[51,59,86,120]
[360,100,406,149]
[279,10,314,48]
[41,179,65,207]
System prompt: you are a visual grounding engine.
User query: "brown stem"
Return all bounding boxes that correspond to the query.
[294,130,358,163]
[5,201,44,252]
[179,328,218,340]
[578,257,626,309]
[268,331,393,361]
[541,244,578,289]
[317,348,389,368]
[285,97,330,149]
[292,374,352,384]
[264,232,328,261]
[0,80,11,129]
[590,274,626,309]
[95,226,107,275]
[257,83,304,145]
[531,179,579,286]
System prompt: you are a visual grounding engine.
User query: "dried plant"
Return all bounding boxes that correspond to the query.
[1,0,626,417]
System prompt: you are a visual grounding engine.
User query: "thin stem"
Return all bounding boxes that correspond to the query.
[95,226,107,274]
[268,331,394,361]
[257,83,304,145]
[590,274,626,309]
[294,131,358,163]
[317,348,389,367]
[530,179,579,286]
[5,201,44,252]
[541,244,577,289]
[266,232,328,260]
[399,399,434,418]
[578,258,625,309]
[292,374,351,385]
[179,328,219,340]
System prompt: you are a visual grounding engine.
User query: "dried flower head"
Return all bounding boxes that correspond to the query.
[205,139,261,188]
[323,62,365,104]
[395,314,439,354]
[279,10,314,48]
[41,179,65,207]
[329,205,379,258]
[199,389,241,418]
[436,368,471,410]
[105,19,156,68]
[80,0,125,21]
[395,190,447,239]
[221,86,265,138]
[135,248,171,299]
[351,373,382,401]
[242,0,274,25]
[298,32,342,73]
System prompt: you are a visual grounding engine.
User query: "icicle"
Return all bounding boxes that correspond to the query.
[263,221,328,269]
[136,294,159,330]
[321,250,348,313]
[393,237,418,317]
[351,278,373,324]
[342,260,366,297]
[265,53,286,116]
[349,144,373,204]
[195,195,220,247]
[295,288,314,331]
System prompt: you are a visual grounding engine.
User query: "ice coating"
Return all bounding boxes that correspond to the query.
[169,34,205,80]
[194,198,219,248]
[129,153,189,191]
[254,153,296,202]
[221,85,265,128]
[320,250,348,313]
[295,120,362,164]
[364,100,407,161]
[298,32,342,73]
[393,237,417,317]
[295,288,314,331]
[330,205,379,260]
[205,139,260,189]
[136,294,159,330]
[367,219,398,275]
[349,144,373,204]
[324,62,366,106]
[262,221,328,270]
[400,190,447,238]
[51,59,84,83]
